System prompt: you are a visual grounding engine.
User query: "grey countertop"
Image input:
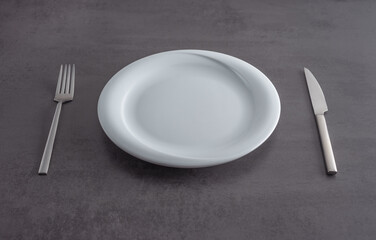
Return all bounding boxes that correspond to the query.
[1,0,376,239]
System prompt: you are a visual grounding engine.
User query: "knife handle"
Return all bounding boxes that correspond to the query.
[316,114,337,175]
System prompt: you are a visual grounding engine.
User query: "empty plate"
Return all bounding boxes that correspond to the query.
[98,50,280,168]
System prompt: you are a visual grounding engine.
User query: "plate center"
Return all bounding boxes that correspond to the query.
[124,62,254,152]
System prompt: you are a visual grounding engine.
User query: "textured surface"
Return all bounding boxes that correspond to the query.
[1,0,376,239]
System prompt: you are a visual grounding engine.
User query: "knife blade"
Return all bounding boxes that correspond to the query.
[304,68,337,175]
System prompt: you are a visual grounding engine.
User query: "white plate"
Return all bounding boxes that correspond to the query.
[98,50,280,168]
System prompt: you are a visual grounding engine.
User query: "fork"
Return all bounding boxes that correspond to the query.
[38,64,75,175]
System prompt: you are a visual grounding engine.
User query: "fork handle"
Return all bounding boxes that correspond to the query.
[38,101,62,175]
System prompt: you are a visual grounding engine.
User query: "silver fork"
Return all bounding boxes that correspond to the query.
[38,64,75,175]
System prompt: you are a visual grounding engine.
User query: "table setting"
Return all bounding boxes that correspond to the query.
[1,0,375,239]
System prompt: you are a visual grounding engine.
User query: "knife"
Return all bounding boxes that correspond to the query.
[304,68,337,175]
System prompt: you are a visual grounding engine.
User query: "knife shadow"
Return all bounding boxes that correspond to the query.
[101,129,277,184]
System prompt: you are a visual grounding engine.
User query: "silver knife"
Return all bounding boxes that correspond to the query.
[304,68,337,175]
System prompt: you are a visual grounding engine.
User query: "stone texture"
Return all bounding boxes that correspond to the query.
[1,0,376,239]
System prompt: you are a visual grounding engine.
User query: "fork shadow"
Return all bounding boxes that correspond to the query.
[101,129,278,184]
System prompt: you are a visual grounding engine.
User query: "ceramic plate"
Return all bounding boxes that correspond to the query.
[98,50,280,168]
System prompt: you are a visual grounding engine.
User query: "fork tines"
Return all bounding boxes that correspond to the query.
[55,64,75,101]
